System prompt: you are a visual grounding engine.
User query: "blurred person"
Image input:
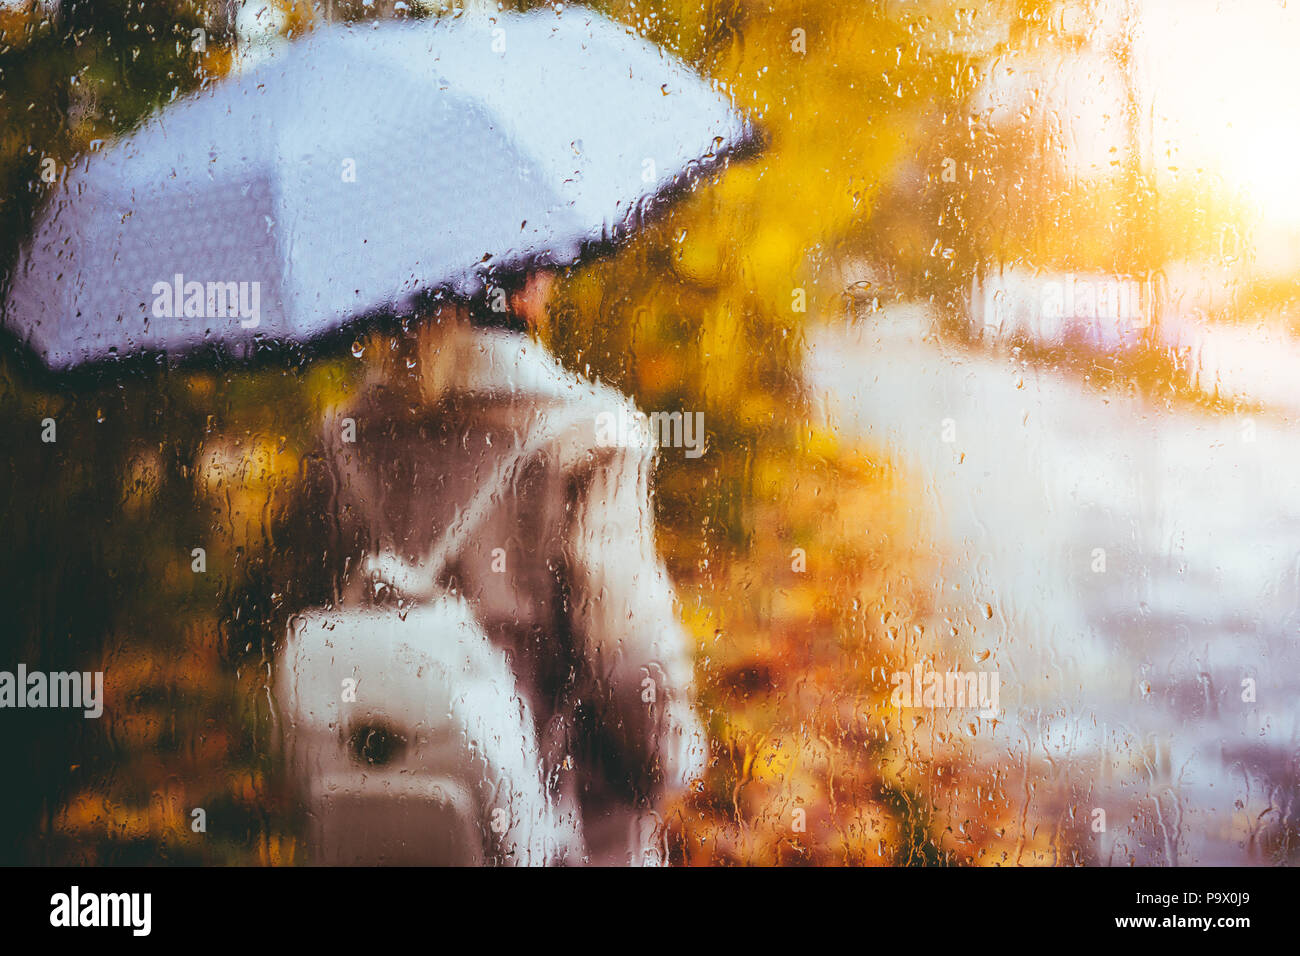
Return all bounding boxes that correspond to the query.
[277,270,706,865]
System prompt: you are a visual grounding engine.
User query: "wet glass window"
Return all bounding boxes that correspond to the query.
[0,0,1294,869]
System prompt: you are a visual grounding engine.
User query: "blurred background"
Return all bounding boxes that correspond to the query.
[2,0,1299,865]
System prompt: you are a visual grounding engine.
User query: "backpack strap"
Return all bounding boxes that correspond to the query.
[361,401,594,601]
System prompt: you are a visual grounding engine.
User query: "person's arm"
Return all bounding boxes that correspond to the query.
[564,429,707,803]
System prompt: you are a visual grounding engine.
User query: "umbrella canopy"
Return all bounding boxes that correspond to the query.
[3,8,758,372]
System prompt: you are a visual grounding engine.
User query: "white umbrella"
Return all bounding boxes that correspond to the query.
[3,8,758,371]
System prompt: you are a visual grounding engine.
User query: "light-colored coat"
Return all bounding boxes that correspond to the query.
[284,324,705,864]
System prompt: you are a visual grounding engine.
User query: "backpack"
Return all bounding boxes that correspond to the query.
[275,406,588,865]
